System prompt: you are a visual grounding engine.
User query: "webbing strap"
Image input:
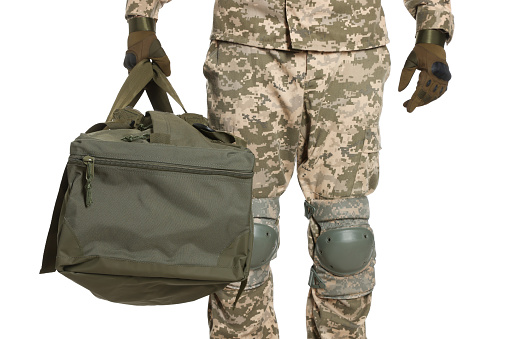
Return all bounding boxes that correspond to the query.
[145,80,173,113]
[196,128,247,147]
[152,64,187,113]
[40,170,69,274]
[148,111,174,144]
[107,60,186,121]
[306,197,370,222]
[233,278,247,309]
[85,122,133,134]
[149,111,172,135]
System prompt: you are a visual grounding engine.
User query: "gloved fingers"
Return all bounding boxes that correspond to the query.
[149,39,171,76]
[404,71,447,113]
[398,50,419,92]
[404,71,430,113]
[398,66,417,92]
[152,54,172,76]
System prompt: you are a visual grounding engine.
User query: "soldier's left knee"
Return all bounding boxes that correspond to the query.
[306,197,376,299]
[315,227,374,276]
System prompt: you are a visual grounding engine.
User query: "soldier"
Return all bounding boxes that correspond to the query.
[123,1,454,338]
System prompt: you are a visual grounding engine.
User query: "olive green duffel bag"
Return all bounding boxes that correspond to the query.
[40,60,255,306]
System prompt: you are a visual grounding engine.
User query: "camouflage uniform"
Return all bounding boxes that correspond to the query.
[126,1,454,338]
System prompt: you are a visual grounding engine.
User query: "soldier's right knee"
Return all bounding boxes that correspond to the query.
[227,197,280,290]
[251,222,279,269]
[305,197,376,300]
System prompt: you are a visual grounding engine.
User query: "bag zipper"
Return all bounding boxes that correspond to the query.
[83,156,95,207]
[69,155,253,207]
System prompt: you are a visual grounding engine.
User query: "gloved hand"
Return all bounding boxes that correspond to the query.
[123,16,171,76]
[398,30,451,113]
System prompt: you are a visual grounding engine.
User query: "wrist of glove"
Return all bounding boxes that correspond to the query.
[124,17,171,76]
[398,30,451,113]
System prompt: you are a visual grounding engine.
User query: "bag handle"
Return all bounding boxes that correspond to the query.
[107,61,248,147]
[107,60,187,121]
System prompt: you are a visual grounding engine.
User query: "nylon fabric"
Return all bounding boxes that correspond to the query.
[40,61,256,306]
[64,160,252,268]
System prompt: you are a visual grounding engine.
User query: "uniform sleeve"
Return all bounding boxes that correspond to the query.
[404,0,454,43]
[125,0,171,19]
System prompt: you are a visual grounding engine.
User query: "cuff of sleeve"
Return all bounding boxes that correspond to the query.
[415,5,455,44]
[125,0,164,20]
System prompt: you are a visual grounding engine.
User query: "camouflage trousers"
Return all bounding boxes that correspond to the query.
[203,40,391,339]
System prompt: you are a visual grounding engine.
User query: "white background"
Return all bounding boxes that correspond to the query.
[1,1,507,338]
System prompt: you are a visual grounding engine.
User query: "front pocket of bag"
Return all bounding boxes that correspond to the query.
[63,156,253,271]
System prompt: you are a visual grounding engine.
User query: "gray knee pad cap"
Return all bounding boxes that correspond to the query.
[250,223,279,269]
[315,227,374,276]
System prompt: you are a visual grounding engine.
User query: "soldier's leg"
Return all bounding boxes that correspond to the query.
[203,40,306,339]
[297,47,391,339]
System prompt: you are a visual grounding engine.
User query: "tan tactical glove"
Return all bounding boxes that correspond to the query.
[124,17,171,76]
[398,30,451,113]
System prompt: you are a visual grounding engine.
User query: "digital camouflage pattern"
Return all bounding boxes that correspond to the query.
[307,289,371,339]
[210,0,389,51]
[204,41,390,200]
[209,199,279,337]
[123,1,452,338]
[203,40,390,338]
[405,0,454,42]
[125,0,454,51]
[208,274,279,338]
[125,0,167,19]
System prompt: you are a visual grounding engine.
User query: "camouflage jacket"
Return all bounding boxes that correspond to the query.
[125,0,454,52]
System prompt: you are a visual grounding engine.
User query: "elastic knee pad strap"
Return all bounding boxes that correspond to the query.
[315,227,374,276]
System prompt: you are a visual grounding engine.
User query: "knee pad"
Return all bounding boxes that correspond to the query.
[315,227,374,276]
[250,197,280,269]
[251,222,279,269]
[305,197,376,299]
[228,198,280,290]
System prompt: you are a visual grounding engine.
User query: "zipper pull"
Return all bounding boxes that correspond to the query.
[83,156,95,207]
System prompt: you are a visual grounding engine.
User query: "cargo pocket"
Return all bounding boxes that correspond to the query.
[351,127,382,196]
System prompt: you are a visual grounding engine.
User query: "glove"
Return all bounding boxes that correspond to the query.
[398,30,451,113]
[123,16,171,76]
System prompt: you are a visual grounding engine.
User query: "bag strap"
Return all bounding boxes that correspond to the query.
[107,60,186,121]
[148,111,173,144]
[192,123,248,148]
[40,170,69,274]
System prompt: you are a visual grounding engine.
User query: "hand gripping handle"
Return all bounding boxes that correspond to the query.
[107,60,187,122]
